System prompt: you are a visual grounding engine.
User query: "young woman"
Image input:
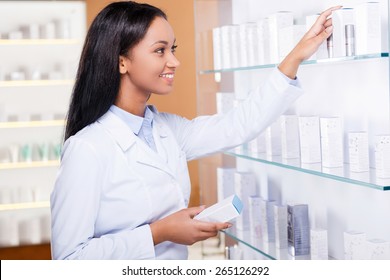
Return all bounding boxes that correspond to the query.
[51,1,340,259]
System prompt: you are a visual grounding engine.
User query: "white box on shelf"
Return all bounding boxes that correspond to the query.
[217,167,236,202]
[194,194,243,223]
[265,118,282,157]
[267,11,294,63]
[245,22,259,67]
[298,116,321,163]
[332,8,355,57]
[20,24,40,39]
[40,22,56,39]
[19,218,41,245]
[278,25,306,61]
[273,204,288,249]
[287,203,310,256]
[310,228,329,260]
[248,196,262,239]
[259,198,276,243]
[320,117,343,168]
[229,24,240,68]
[355,2,381,55]
[374,135,390,178]
[238,23,249,67]
[212,27,222,70]
[280,115,300,159]
[220,25,232,69]
[256,19,266,66]
[234,172,257,230]
[344,230,366,260]
[348,132,369,172]
[366,239,390,260]
[216,92,235,115]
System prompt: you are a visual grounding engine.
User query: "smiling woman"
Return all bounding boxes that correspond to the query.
[50,0,340,260]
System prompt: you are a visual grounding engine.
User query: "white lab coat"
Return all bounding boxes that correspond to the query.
[50,69,303,259]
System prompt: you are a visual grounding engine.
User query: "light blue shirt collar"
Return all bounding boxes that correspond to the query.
[109,105,154,135]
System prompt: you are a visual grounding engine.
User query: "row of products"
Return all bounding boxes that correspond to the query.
[0,108,66,123]
[0,18,72,40]
[211,2,381,70]
[218,168,390,260]
[0,63,75,81]
[0,214,50,247]
[217,92,390,178]
[0,185,50,204]
[0,142,62,163]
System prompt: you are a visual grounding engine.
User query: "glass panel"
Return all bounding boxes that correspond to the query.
[200,53,389,74]
[225,148,390,191]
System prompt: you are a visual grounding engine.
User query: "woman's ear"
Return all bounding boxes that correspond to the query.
[119,56,128,74]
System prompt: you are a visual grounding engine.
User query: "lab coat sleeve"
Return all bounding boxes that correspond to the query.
[50,138,155,260]
[160,69,303,161]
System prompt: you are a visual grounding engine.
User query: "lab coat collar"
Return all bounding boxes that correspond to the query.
[97,109,175,177]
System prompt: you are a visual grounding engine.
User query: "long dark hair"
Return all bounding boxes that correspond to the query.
[65,1,167,140]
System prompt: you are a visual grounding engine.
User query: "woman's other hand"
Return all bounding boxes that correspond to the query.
[150,206,232,245]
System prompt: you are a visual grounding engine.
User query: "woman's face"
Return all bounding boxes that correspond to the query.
[119,16,180,96]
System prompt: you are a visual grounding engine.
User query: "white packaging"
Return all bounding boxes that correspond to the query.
[10,71,26,81]
[320,117,343,168]
[306,14,328,59]
[55,18,71,39]
[8,31,23,40]
[20,24,40,39]
[374,135,390,178]
[19,218,41,245]
[267,11,294,63]
[366,239,390,260]
[216,167,236,202]
[247,138,258,154]
[355,2,381,55]
[280,115,300,159]
[229,25,240,68]
[259,199,276,243]
[256,132,266,154]
[265,118,282,157]
[40,22,56,39]
[0,216,19,247]
[256,19,266,65]
[348,132,369,172]
[344,230,366,260]
[194,194,243,223]
[248,196,262,239]
[245,22,259,66]
[298,116,321,163]
[234,172,257,230]
[40,214,51,243]
[332,8,355,57]
[212,27,222,70]
[260,18,271,64]
[274,204,288,249]
[310,228,329,260]
[278,25,306,61]
[216,92,235,115]
[238,23,249,67]
[220,25,232,69]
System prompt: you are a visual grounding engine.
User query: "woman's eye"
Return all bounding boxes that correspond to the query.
[156,48,165,54]
[171,45,178,53]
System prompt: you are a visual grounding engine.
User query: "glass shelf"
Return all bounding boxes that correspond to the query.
[0,120,65,129]
[0,201,50,211]
[200,53,389,74]
[225,149,390,191]
[0,39,81,46]
[0,80,74,87]
[0,160,59,170]
[222,228,332,260]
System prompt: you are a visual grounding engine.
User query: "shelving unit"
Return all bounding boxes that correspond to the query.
[0,1,86,255]
[195,0,390,260]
